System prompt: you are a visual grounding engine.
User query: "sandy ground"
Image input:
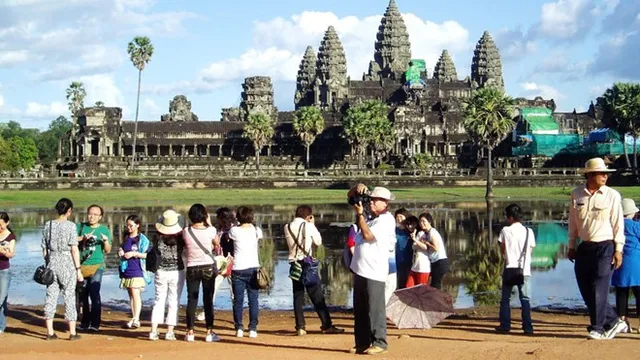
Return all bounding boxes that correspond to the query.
[2,305,640,360]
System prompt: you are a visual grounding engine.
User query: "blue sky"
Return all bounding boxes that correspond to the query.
[0,0,637,129]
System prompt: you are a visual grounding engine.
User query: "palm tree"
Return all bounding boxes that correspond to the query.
[463,87,516,198]
[94,101,105,107]
[342,100,390,169]
[127,36,154,169]
[597,83,640,171]
[244,111,275,170]
[367,116,394,168]
[65,81,86,128]
[292,106,325,168]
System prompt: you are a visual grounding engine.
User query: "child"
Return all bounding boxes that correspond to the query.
[407,214,431,287]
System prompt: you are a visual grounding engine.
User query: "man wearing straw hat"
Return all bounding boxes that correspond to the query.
[568,157,627,339]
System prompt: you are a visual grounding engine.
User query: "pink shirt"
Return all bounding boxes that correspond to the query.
[182,226,217,267]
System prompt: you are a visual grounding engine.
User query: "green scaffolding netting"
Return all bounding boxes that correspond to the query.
[521,107,559,132]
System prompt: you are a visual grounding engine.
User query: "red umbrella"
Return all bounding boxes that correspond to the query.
[386,284,454,329]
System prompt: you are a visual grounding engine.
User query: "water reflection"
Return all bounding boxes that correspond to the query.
[6,201,582,310]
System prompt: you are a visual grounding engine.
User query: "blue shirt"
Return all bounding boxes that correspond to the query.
[395,228,413,267]
[121,236,146,278]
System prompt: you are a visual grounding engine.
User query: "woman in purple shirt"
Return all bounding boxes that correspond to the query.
[118,215,151,329]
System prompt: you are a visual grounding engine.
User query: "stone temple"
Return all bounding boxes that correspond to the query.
[63,0,598,176]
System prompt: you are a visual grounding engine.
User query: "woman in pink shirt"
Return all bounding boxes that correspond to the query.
[182,204,220,342]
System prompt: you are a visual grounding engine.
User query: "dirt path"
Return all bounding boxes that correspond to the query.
[2,306,640,360]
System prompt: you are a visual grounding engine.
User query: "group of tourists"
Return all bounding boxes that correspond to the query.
[1,156,640,354]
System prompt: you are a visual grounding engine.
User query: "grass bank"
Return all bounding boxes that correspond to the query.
[3,186,640,208]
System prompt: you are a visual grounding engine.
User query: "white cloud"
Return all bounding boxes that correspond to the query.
[494,27,536,60]
[79,74,130,116]
[519,82,566,100]
[0,94,4,108]
[143,98,161,118]
[535,0,596,40]
[35,45,125,81]
[25,101,66,118]
[154,11,471,95]
[0,50,29,66]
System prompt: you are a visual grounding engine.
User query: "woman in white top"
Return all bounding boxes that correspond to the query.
[420,212,449,289]
[229,206,262,338]
[407,214,432,288]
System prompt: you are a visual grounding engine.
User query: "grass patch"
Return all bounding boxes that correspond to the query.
[2,186,640,208]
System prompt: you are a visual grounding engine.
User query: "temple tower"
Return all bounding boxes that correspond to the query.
[315,26,348,110]
[433,50,458,83]
[240,76,276,120]
[471,31,504,90]
[294,46,317,109]
[372,0,412,80]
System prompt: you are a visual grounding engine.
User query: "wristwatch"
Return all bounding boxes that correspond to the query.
[76,266,81,270]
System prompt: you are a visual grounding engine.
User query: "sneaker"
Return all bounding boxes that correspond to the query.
[149,332,159,341]
[249,330,258,338]
[296,329,307,336]
[77,324,89,331]
[205,332,221,342]
[46,333,59,341]
[235,329,244,338]
[165,332,177,341]
[69,334,81,341]
[604,319,628,339]
[125,319,141,329]
[494,326,510,333]
[588,330,606,340]
[88,326,100,333]
[197,311,206,321]
[321,326,344,334]
[185,333,195,342]
[364,346,387,355]
[349,347,368,355]
[524,329,534,335]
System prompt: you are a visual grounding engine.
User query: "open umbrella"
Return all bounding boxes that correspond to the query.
[386,284,454,329]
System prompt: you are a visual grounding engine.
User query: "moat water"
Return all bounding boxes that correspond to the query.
[4,201,596,311]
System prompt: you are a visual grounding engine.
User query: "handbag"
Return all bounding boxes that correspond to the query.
[33,221,55,286]
[502,227,530,287]
[287,222,320,287]
[188,227,218,280]
[255,267,271,289]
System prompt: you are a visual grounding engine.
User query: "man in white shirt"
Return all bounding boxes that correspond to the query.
[348,184,396,356]
[496,203,536,335]
[568,157,627,339]
[284,205,343,336]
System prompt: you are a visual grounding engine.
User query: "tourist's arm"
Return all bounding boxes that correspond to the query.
[567,193,578,260]
[355,209,375,242]
[411,232,428,251]
[0,239,15,258]
[498,230,506,257]
[102,230,112,253]
[71,245,84,282]
[611,194,624,269]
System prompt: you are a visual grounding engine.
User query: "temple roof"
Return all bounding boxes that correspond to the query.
[316,26,347,83]
[471,31,504,90]
[433,50,458,82]
[374,0,412,79]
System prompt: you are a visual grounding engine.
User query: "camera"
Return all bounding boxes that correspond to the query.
[84,235,98,247]
[348,193,371,206]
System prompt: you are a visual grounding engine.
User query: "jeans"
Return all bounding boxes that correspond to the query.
[186,265,216,330]
[0,268,10,331]
[353,274,387,350]
[151,269,184,327]
[430,258,450,289]
[499,275,533,332]
[575,240,619,333]
[79,268,103,328]
[232,268,259,331]
[292,268,332,330]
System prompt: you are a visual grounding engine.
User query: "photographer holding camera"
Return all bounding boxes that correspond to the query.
[347,184,396,356]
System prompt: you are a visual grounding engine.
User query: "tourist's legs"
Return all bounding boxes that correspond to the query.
[231,270,247,330]
[353,274,370,350]
[367,278,387,349]
[430,259,450,289]
[593,241,619,330]
[246,269,259,331]
[0,269,10,332]
[615,287,630,319]
[202,272,216,329]
[185,267,202,331]
[518,276,533,333]
[292,277,306,330]
[575,242,597,331]
[151,270,169,331]
[499,283,512,330]
[306,281,332,329]
[87,269,103,328]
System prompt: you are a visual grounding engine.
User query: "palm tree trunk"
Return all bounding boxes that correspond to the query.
[131,69,142,170]
[634,137,638,176]
[485,147,494,199]
[358,145,363,170]
[623,138,631,169]
[306,143,310,169]
[255,148,260,170]
[371,147,375,169]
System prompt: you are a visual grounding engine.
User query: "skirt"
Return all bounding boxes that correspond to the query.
[120,277,146,289]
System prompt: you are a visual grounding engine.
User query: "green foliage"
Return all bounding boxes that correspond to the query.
[406,153,432,169]
[598,83,640,137]
[66,81,86,119]
[127,36,154,71]
[293,106,325,145]
[462,87,516,150]
[94,101,105,107]
[1,120,38,140]
[244,111,275,170]
[37,116,73,164]
[342,100,392,168]
[7,136,38,170]
[377,163,393,170]
[462,229,504,306]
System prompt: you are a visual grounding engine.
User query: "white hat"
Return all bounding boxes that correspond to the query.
[583,157,616,173]
[622,198,639,216]
[155,210,184,235]
[369,186,395,201]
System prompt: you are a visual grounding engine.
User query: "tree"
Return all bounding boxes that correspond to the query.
[8,136,38,170]
[597,83,640,171]
[66,81,86,127]
[243,111,275,170]
[127,36,154,170]
[94,101,105,107]
[367,116,394,168]
[292,106,325,168]
[463,87,516,198]
[37,116,73,164]
[342,100,391,169]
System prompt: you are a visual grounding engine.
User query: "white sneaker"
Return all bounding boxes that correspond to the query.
[249,330,258,338]
[588,330,606,340]
[605,319,628,339]
[165,332,176,341]
[149,331,159,341]
[235,329,244,338]
[205,332,221,342]
[185,333,195,342]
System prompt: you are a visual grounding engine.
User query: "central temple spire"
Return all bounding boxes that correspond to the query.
[372,0,412,80]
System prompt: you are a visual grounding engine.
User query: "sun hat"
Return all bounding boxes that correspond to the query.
[622,198,639,216]
[155,210,184,235]
[583,157,616,173]
[369,186,395,201]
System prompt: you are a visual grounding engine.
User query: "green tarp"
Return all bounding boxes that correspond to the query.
[410,59,426,73]
[512,134,582,157]
[521,107,559,132]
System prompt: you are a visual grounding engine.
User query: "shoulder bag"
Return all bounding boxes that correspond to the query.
[187,227,218,280]
[253,226,271,289]
[34,221,55,286]
[502,227,530,287]
[287,222,320,287]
